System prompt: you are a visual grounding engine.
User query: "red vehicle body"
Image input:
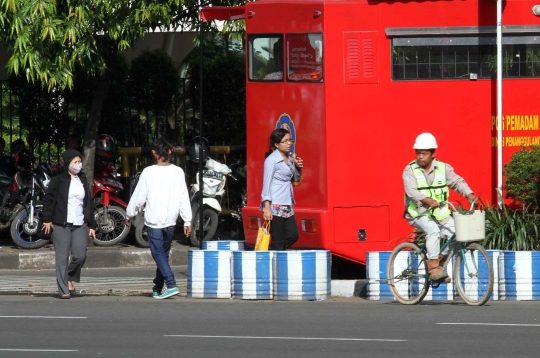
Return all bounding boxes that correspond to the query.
[202,0,540,265]
[93,161,128,209]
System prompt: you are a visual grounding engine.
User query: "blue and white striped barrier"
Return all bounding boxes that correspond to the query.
[273,250,330,300]
[202,240,248,251]
[368,250,453,301]
[499,251,540,300]
[187,250,231,298]
[231,251,273,299]
[367,251,403,300]
[488,250,501,300]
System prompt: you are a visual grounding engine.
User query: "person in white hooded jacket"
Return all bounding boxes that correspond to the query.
[126,138,192,299]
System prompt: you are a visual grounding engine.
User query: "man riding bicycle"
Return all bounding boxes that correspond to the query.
[403,133,477,281]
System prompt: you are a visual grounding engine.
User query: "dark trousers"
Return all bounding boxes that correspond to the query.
[270,215,299,250]
[53,224,88,295]
[147,226,176,292]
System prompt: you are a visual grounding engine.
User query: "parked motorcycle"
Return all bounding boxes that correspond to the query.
[129,171,149,248]
[0,172,13,228]
[92,158,130,246]
[5,151,53,249]
[228,160,247,241]
[92,134,129,246]
[190,157,236,247]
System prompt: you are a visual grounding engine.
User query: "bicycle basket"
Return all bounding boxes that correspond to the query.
[453,210,486,242]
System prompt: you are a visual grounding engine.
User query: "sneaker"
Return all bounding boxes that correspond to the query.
[152,291,160,298]
[155,287,179,300]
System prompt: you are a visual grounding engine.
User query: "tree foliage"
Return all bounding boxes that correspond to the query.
[185,38,246,144]
[504,146,540,207]
[0,0,183,90]
[131,50,180,116]
[0,0,249,181]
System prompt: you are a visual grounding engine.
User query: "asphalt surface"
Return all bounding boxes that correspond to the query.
[0,295,539,358]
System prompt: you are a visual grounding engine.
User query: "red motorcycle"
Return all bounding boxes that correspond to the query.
[92,135,129,246]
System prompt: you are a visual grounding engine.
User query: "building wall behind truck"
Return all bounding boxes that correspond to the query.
[0,32,197,81]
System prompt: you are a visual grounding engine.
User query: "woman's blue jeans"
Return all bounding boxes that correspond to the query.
[147,226,176,292]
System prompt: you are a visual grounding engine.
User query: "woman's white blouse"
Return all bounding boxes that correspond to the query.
[67,176,85,225]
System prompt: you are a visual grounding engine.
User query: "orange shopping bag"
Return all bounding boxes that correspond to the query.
[255,220,271,251]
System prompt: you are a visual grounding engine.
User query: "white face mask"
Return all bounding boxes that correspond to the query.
[69,163,82,175]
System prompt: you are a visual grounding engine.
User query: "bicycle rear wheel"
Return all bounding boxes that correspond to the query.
[454,242,493,306]
[387,242,430,305]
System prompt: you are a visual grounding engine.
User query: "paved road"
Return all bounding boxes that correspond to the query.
[0,295,538,358]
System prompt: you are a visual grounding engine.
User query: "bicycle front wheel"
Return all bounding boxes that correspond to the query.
[387,242,430,305]
[454,242,494,306]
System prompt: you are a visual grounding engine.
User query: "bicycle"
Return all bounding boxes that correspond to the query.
[387,202,494,306]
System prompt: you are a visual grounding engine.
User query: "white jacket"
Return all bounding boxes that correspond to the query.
[126,164,192,228]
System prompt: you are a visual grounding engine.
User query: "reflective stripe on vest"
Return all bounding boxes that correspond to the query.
[406,160,451,221]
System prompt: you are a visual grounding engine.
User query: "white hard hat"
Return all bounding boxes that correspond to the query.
[413,133,438,149]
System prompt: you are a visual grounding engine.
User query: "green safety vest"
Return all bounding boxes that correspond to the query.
[406,160,451,221]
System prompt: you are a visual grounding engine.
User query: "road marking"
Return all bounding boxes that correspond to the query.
[0,316,87,319]
[165,335,406,342]
[437,323,540,327]
[0,349,79,352]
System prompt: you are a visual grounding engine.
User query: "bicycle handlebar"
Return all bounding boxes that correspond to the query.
[439,201,476,211]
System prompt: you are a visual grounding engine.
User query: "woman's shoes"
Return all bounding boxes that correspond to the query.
[68,281,76,296]
[60,294,71,299]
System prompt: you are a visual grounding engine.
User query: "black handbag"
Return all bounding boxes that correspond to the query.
[36,217,52,239]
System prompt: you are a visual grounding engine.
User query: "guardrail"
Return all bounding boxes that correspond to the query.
[117,145,246,178]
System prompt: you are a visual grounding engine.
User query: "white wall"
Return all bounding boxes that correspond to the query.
[0,32,197,81]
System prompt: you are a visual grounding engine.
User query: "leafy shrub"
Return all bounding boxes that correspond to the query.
[504,146,540,206]
[483,204,540,251]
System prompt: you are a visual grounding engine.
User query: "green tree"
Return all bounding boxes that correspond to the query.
[505,146,540,207]
[130,50,180,142]
[0,1,182,180]
[184,37,246,144]
[0,0,248,181]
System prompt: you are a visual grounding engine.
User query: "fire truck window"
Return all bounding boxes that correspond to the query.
[248,35,284,81]
[392,38,540,80]
[286,34,323,82]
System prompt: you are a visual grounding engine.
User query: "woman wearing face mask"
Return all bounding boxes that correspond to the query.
[42,149,97,299]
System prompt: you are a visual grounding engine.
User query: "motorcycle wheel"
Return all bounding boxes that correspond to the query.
[134,224,149,248]
[93,205,129,246]
[189,204,219,247]
[10,208,50,250]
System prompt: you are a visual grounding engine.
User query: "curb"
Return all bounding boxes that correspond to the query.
[331,280,367,298]
[0,248,189,270]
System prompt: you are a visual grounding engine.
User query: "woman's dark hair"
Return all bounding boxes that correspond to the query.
[151,137,173,160]
[269,128,289,151]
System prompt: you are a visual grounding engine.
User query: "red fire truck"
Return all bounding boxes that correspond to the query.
[201,0,540,265]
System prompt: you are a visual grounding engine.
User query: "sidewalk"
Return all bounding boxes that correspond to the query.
[0,232,367,298]
[0,266,188,297]
[0,265,367,299]
[0,230,193,270]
